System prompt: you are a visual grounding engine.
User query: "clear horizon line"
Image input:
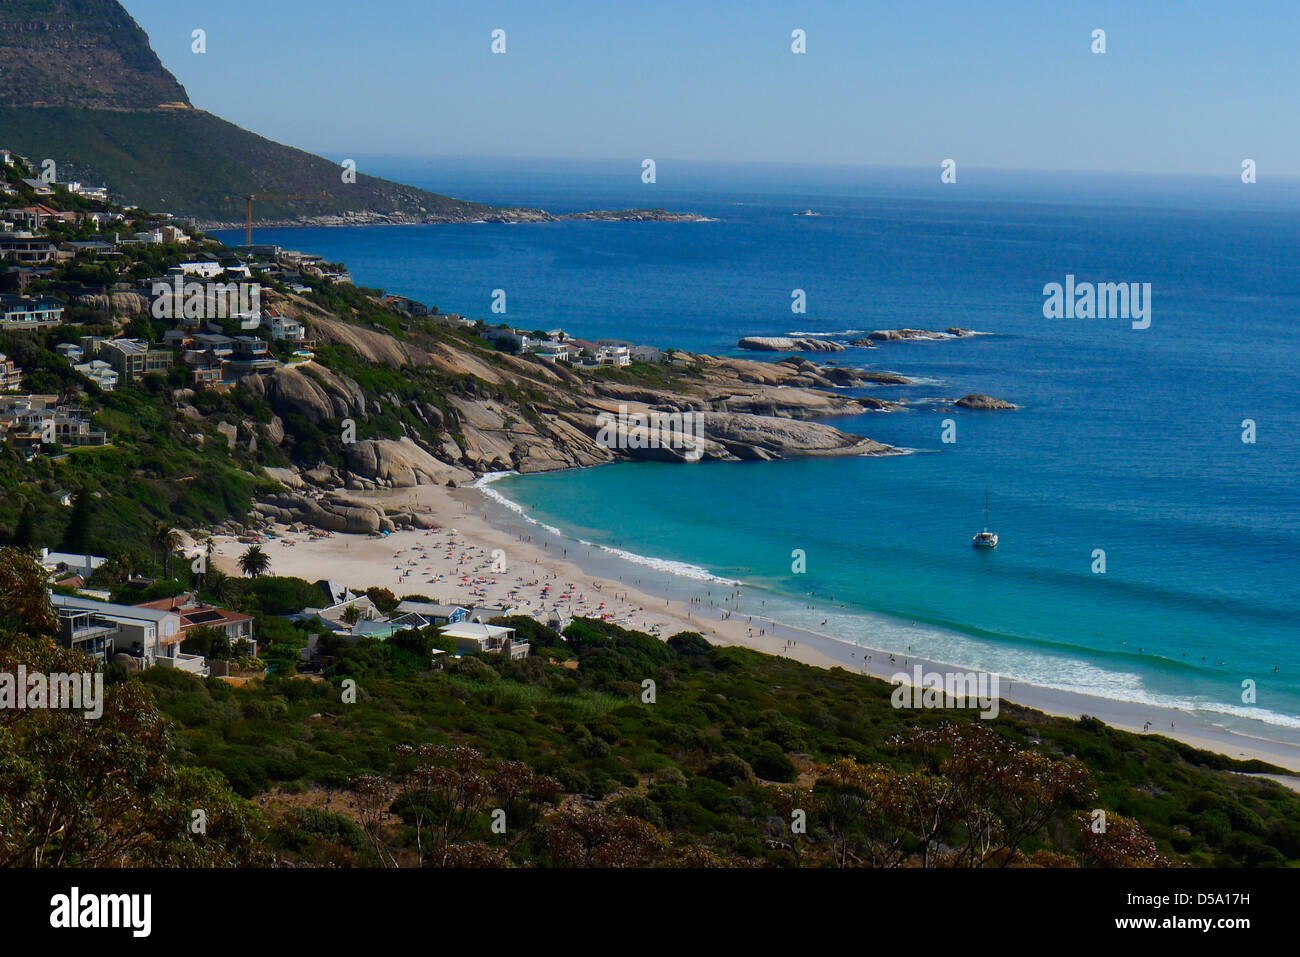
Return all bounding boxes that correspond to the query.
[301,151,1300,183]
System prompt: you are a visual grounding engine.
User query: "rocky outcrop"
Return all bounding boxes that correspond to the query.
[737,337,845,352]
[698,412,896,459]
[72,291,150,317]
[955,393,1018,410]
[867,327,976,342]
[254,491,387,534]
[774,357,912,388]
[240,364,366,424]
[558,208,710,222]
[344,437,474,487]
[562,407,899,463]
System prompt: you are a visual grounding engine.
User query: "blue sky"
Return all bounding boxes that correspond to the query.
[121,1,1297,175]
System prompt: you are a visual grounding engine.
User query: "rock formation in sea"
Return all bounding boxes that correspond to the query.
[737,337,846,352]
[954,393,1019,410]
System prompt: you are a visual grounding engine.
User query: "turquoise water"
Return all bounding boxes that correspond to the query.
[222,159,1300,731]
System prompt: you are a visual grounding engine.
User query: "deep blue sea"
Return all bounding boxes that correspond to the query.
[219,158,1300,733]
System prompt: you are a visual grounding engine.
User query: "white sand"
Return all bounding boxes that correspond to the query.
[206,482,1300,773]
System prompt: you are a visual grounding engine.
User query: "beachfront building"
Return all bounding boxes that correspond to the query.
[293,595,382,635]
[439,621,529,659]
[483,326,533,352]
[530,341,574,362]
[594,341,633,367]
[39,548,107,581]
[392,600,469,627]
[0,293,65,329]
[50,593,206,674]
[135,592,256,654]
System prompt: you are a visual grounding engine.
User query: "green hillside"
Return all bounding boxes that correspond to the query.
[0,106,498,222]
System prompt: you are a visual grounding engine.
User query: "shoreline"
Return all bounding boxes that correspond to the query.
[210,479,1300,775]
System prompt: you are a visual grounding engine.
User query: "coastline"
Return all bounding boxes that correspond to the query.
[209,477,1300,775]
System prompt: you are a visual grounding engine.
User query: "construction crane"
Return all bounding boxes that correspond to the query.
[221,193,330,246]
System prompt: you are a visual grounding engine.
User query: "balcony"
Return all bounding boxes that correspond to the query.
[155,652,209,676]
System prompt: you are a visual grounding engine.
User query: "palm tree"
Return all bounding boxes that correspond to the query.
[206,570,238,606]
[150,522,182,580]
[237,545,270,579]
[191,537,215,586]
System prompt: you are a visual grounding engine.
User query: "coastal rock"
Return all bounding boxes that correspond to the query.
[737,337,845,353]
[558,208,710,222]
[868,328,976,342]
[257,491,385,534]
[72,292,150,316]
[262,466,304,489]
[343,437,474,487]
[697,412,897,458]
[955,393,1019,410]
[241,363,366,424]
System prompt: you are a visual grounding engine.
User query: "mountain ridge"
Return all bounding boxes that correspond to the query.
[0,0,539,222]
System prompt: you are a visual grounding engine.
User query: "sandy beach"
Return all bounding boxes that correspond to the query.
[207,481,1300,776]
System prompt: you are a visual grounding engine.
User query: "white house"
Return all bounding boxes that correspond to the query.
[39,548,107,580]
[439,621,529,659]
[50,592,205,673]
[74,359,119,391]
[269,315,305,342]
[178,260,224,278]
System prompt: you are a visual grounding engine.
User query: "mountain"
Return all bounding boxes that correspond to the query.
[0,0,531,222]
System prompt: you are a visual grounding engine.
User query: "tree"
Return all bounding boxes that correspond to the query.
[58,488,94,554]
[150,521,182,579]
[204,569,238,606]
[13,504,36,550]
[0,547,265,866]
[238,545,270,579]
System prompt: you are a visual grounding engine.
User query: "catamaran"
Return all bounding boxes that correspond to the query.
[972,487,998,548]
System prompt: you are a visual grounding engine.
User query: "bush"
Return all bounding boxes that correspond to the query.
[703,754,756,787]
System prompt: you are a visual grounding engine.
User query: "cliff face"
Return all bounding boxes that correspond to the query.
[0,0,190,109]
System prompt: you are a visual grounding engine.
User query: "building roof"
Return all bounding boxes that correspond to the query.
[439,622,514,640]
[394,600,467,617]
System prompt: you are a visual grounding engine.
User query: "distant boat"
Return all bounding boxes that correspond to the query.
[972,486,998,548]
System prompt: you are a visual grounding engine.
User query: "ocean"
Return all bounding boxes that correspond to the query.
[217,157,1300,737]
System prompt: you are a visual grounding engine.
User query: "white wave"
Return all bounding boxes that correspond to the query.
[475,474,742,585]
[474,476,564,536]
[577,540,742,585]
[784,329,867,337]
